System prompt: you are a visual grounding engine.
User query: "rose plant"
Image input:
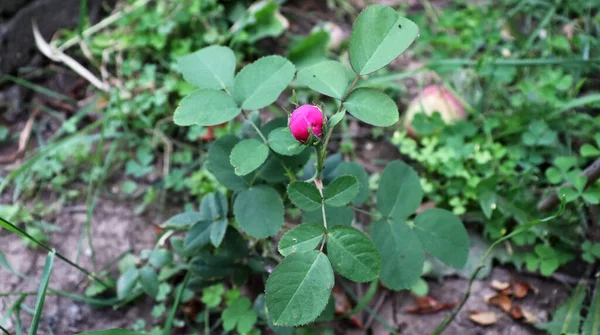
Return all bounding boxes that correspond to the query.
[172,4,470,328]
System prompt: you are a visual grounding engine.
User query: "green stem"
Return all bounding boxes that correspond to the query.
[319,75,359,168]
[351,206,379,218]
[204,307,210,335]
[0,292,38,297]
[314,178,328,251]
[426,57,600,68]
[431,199,567,335]
[241,110,268,143]
[0,324,10,335]
[240,110,296,181]
[163,268,191,335]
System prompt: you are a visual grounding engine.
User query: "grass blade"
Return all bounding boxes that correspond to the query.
[558,93,600,113]
[342,280,378,318]
[0,75,75,102]
[0,119,104,193]
[0,215,110,289]
[0,249,26,279]
[76,329,148,335]
[162,269,191,335]
[0,324,10,335]
[582,280,600,335]
[28,252,55,335]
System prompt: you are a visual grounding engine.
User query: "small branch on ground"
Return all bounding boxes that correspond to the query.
[537,158,600,212]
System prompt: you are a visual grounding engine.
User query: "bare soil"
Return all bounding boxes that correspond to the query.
[0,196,158,334]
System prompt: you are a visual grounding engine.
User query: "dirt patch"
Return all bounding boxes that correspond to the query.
[0,197,158,334]
[369,267,570,335]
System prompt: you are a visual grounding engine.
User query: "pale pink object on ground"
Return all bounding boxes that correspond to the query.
[289,105,324,143]
[403,85,466,136]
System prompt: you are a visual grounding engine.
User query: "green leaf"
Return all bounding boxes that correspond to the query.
[297,60,349,100]
[303,205,354,227]
[582,282,600,335]
[230,138,269,176]
[233,55,296,110]
[265,251,334,326]
[184,221,212,251]
[278,223,325,257]
[349,5,418,75]
[117,268,139,300]
[139,266,159,297]
[148,249,173,267]
[288,29,330,68]
[583,190,600,205]
[258,147,312,183]
[569,175,588,193]
[287,181,322,211]
[371,218,423,290]
[333,162,369,205]
[163,212,203,229]
[177,45,236,90]
[191,253,236,280]
[29,252,55,335]
[377,160,422,219]
[558,186,580,202]
[174,89,241,126]
[411,278,429,297]
[200,191,228,221]
[324,176,359,207]
[343,88,399,127]
[198,191,229,247]
[207,135,251,191]
[210,219,228,247]
[540,258,560,276]
[326,226,381,282]
[222,297,258,334]
[328,110,346,129]
[268,127,306,156]
[201,284,224,308]
[555,156,578,172]
[413,209,469,268]
[234,185,284,238]
[545,167,563,184]
[541,284,586,335]
[581,144,600,157]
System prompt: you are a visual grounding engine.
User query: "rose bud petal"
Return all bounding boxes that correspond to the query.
[403,85,466,137]
[289,105,324,143]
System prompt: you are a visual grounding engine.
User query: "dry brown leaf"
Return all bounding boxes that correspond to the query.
[490,280,510,291]
[332,286,352,315]
[500,287,513,296]
[512,282,529,299]
[469,311,498,326]
[509,304,523,319]
[510,305,538,324]
[332,286,363,328]
[487,294,512,313]
[405,296,458,314]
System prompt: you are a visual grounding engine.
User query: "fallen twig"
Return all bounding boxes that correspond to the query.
[537,158,600,211]
[33,22,109,92]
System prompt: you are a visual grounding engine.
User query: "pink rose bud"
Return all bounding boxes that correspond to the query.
[289,105,324,143]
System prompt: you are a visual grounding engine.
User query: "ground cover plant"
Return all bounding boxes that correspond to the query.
[1,0,600,334]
